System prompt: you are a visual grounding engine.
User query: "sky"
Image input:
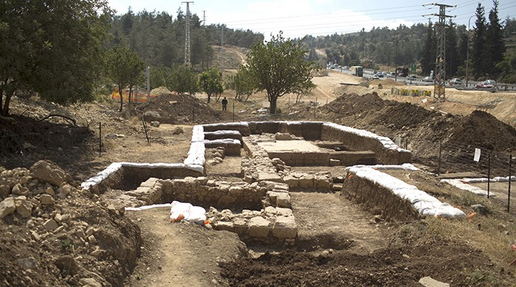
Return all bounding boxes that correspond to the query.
[107,0,516,39]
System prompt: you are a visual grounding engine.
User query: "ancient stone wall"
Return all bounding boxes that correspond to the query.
[341,172,421,222]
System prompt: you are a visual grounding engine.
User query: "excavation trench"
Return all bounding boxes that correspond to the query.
[83,121,465,285]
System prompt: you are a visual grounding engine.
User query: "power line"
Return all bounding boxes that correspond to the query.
[182,1,194,65]
[423,3,456,101]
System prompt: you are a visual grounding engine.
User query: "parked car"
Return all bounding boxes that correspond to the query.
[449,78,462,86]
[422,76,433,82]
[476,80,496,89]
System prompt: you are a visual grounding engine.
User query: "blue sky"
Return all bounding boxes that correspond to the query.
[107,0,516,38]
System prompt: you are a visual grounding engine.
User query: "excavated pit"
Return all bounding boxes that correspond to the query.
[83,121,416,250]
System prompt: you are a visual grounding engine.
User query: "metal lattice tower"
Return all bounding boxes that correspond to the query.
[183,1,194,65]
[423,3,455,101]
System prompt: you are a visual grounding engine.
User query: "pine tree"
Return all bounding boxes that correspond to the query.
[445,21,460,78]
[472,3,487,78]
[420,21,436,76]
[485,0,505,76]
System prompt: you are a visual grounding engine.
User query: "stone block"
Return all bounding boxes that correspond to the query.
[298,175,314,188]
[233,218,248,236]
[329,159,341,166]
[213,221,234,232]
[272,216,297,239]
[275,207,293,217]
[276,193,291,208]
[248,217,270,238]
[283,175,299,188]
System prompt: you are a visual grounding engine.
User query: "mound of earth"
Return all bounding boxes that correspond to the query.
[320,92,385,117]
[318,93,516,154]
[136,93,238,124]
[447,110,516,152]
[0,161,141,286]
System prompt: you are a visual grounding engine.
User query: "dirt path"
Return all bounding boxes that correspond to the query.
[125,207,245,287]
[291,192,388,254]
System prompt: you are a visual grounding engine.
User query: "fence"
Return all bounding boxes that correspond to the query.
[404,137,514,211]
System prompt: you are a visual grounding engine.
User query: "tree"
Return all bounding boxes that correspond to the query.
[244,32,317,114]
[485,0,505,76]
[198,68,224,103]
[472,3,487,78]
[167,65,198,95]
[445,21,460,78]
[105,47,144,112]
[420,21,436,76]
[0,0,111,116]
[227,67,256,102]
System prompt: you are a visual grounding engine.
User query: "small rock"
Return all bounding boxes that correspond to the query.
[150,121,160,127]
[0,184,10,198]
[471,204,488,215]
[57,184,74,199]
[17,257,38,269]
[90,246,102,257]
[0,197,16,218]
[172,126,184,134]
[45,186,55,195]
[43,219,59,232]
[87,235,97,244]
[40,194,54,205]
[15,198,33,218]
[11,183,29,196]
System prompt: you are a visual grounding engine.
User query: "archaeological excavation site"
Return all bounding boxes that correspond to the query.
[2,91,516,287]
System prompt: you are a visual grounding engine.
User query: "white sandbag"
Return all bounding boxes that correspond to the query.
[186,206,207,224]
[170,200,207,224]
[170,201,192,221]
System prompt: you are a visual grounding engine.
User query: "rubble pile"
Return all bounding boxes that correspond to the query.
[0,160,141,286]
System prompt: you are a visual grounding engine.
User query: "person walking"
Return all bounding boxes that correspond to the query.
[221,97,228,111]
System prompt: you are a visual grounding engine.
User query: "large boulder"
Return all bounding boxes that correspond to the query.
[30,160,71,186]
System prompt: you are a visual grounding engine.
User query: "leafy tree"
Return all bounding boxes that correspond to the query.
[245,32,317,114]
[420,21,436,76]
[227,68,256,102]
[167,65,198,95]
[105,47,144,112]
[485,0,505,76]
[472,3,487,78]
[198,68,223,103]
[0,0,110,116]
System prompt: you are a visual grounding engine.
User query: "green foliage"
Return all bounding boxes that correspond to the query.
[167,65,198,95]
[245,32,318,114]
[105,46,145,111]
[420,22,436,76]
[0,0,111,116]
[226,68,256,102]
[198,68,223,103]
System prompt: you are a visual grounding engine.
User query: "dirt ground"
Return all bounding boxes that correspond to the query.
[2,54,516,286]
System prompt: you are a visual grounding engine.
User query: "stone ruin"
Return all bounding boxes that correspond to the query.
[82,121,414,245]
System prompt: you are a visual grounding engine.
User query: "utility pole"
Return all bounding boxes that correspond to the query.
[202,10,206,26]
[423,3,456,101]
[182,1,194,65]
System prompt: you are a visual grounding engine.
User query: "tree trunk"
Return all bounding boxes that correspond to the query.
[118,86,124,112]
[269,96,277,114]
[128,86,133,106]
[207,92,211,103]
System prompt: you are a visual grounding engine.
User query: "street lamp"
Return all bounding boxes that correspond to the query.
[466,15,475,88]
